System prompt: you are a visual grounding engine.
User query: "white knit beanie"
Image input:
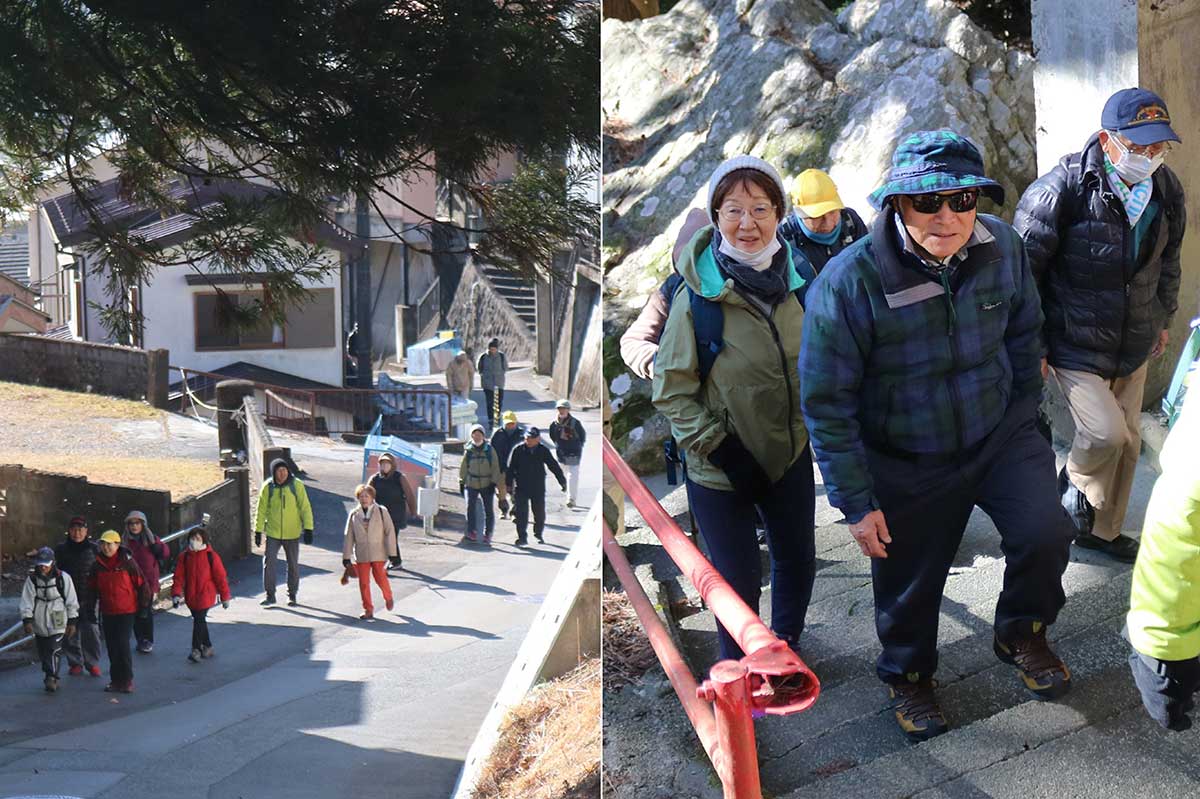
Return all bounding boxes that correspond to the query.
[706,155,789,218]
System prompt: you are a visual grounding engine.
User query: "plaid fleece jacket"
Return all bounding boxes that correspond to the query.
[799,209,1045,523]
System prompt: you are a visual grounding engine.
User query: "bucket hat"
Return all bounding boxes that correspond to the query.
[869,129,1004,211]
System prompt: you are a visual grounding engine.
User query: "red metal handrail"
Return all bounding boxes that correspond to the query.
[603,437,820,716]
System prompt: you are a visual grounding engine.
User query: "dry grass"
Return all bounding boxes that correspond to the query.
[0,381,161,422]
[471,658,601,799]
[603,589,657,690]
[0,452,224,498]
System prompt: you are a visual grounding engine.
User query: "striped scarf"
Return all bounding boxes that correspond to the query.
[1103,153,1154,228]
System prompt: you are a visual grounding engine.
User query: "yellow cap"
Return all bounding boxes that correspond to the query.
[99,530,121,544]
[788,169,845,218]
[502,410,518,425]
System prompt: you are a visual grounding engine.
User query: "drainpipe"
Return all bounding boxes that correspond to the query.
[353,192,373,386]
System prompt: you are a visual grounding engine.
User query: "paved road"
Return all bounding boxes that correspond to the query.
[0,367,600,799]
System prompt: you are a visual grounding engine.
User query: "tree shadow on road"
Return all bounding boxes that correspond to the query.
[270,604,500,640]
[389,567,517,597]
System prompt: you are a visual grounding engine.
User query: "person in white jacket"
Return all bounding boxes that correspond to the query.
[20,546,80,693]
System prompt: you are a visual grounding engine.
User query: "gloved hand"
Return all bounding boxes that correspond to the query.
[560,481,568,493]
[498,497,510,516]
[172,596,181,609]
[303,530,313,545]
[22,621,32,635]
[707,434,771,503]
[254,532,263,548]
[222,601,230,609]
[343,558,352,569]
[389,555,402,568]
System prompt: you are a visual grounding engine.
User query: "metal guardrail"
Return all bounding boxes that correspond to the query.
[602,437,820,798]
[0,514,212,655]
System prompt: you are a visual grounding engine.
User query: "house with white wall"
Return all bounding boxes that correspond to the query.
[39,175,362,387]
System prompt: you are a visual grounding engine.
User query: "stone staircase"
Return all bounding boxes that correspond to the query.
[604,459,1200,799]
[480,263,536,333]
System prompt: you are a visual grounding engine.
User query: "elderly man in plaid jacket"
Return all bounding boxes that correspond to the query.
[800,130,1076,742]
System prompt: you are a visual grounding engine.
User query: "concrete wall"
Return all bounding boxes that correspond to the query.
[0,464,249,576]
[552,271,602,407]
[135,248,343,387]
[1139,0,1200,399]
[0,464,172,556]
[444,258,536,362]
[1031,0,1139,174]
[0,333,168,407]
[169,470,251,565]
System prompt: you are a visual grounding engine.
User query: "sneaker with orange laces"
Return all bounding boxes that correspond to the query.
[887,675,949,742]
[994,621,1072,700]
[68,665,83,676]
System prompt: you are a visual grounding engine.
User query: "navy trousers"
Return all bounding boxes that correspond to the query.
[867,396,1075,684]
[688,447,817,661]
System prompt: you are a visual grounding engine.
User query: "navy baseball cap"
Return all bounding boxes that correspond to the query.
[1101,88,1180,146]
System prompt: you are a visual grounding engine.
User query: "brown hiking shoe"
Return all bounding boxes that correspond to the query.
[994,622,1072,700]
[887,676,949,742]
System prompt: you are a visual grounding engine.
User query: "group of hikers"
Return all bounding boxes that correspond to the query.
[620,87,1200,737]
[19,391,587,693]
[458,401,587,546]
[20,512,229,694]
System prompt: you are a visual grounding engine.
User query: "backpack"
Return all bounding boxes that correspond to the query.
[669,279,804,384]
[31,570,67,603]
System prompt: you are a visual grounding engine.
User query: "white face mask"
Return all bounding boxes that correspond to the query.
[1108,133,1164,184]
[717,234,781,271]
[189,539,204,552]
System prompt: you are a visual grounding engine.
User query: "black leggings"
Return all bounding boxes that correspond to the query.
[102,613,135,686]
[191,608,212,650]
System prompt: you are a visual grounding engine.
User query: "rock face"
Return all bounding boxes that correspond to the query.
[602,0,1036,472]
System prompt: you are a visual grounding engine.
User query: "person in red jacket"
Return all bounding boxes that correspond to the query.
[88,530,144,693]
[171,526,231,663]
[122,510,169,654]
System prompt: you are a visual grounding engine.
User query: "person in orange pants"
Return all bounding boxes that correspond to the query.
[342,484,397,620]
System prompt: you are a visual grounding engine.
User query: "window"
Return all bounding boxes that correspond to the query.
[193,288,335,351]
[284,288,336,348]
[194,291,278,350]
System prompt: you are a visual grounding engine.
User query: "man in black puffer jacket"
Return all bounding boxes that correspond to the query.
[1015,88,1186,563]
[55,516,102,676]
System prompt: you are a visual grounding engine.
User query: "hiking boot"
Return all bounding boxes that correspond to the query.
[44,676,57,693]
[288,595,299,607]
[137,640,153,654]
[188,649,202,663]
[515,537,528,547]
[534,533,545,544]
[1073,530,1140,563]
[104,682,118,693]
[385,598,395,612]
[483,534,493,546]
[994,622,1072,700]
[566,499,575,509]
[1058,466,1095,536]
[202,645,215,659]
[120,681,134,694]
[261,596,277,606]
[360,612,374,621]
[68,665,83,676]
[87,665,102,677]
[887,677,949,742]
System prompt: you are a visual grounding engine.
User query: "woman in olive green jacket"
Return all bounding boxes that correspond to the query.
[652,155,815,661]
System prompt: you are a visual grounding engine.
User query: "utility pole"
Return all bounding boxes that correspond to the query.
[354,191,373,387]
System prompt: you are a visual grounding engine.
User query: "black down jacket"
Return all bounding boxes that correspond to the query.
[1013,134,1185,379]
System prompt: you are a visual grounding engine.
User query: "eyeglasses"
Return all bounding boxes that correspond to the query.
[906,190,979,215]
[1111,133,1172,158]
[718,204,775,222]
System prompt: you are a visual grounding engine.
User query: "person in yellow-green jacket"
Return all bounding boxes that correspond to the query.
[254,458,315,607]
[652,154,814,662]
[1127,337,1200,731]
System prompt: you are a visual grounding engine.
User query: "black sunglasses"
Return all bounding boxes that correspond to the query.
[906,190,979,214]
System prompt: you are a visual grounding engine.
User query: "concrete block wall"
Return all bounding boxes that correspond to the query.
[0,464,172,555]
[0,333,169,408]
[169,471,249,566]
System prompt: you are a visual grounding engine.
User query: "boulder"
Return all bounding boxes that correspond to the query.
[602,0,1036,472]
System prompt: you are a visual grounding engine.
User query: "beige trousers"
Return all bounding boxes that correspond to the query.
[1051,362,1148,541]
